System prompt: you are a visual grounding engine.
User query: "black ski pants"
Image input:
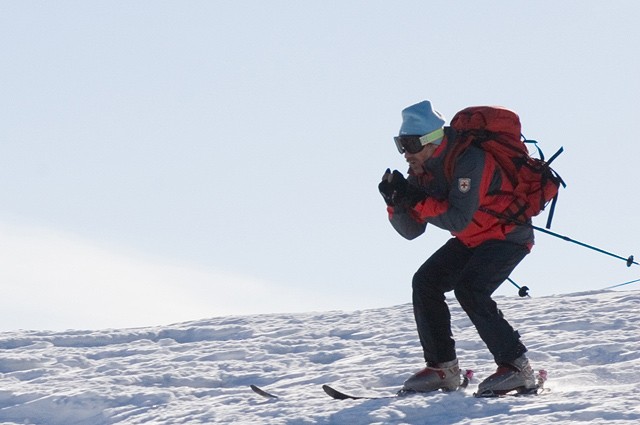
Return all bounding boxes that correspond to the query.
[412,237,529,366]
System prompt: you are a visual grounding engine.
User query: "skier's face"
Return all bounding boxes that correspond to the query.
[405,143,438,174]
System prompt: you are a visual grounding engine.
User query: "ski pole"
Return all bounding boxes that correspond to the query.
[602,277,640,290]
[479,207,638,267]
[507,277,531,298]
[529,223,638,267]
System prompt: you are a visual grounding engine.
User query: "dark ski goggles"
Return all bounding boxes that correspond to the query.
[394,128,445,154]
[394,136,424,154]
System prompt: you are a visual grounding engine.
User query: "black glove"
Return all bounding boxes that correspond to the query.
[378,169,427,208]
[378,168,396,206]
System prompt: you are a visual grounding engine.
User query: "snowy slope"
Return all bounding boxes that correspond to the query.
[0,290,639,424]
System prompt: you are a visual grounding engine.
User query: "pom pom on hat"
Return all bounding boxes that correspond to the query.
[399,101,446,144]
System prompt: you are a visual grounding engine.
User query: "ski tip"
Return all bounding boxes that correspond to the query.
[322,384,355,400]
[323,384,397,400]
[250,384,279,399]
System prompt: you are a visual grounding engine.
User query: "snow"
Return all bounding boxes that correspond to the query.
[1,290,639,424]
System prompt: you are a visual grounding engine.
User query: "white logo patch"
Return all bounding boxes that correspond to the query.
[458,178,471,193]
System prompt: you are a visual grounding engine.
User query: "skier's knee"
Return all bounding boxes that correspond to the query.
[412,270,439,297]
[454,282,479,312]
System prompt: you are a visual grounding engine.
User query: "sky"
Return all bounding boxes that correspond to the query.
[1,1,639,331]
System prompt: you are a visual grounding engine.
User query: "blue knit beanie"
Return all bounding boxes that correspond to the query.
[399,101,446,144]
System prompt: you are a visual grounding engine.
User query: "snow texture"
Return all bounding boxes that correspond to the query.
[1,290,639,424]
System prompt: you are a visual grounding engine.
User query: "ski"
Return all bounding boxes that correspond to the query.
[322,369,474,400]
[250,384,279,399]
[473,369,548,398]
[321,384,397,400]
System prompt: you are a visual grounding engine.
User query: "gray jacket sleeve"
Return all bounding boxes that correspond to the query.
[388,205,427,240]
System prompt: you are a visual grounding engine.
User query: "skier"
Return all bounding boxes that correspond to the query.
[379,100,537,395]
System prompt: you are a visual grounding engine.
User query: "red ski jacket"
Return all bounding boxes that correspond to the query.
[387,135,534,249]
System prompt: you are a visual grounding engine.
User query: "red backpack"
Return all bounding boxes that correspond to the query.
[444,106,565,229]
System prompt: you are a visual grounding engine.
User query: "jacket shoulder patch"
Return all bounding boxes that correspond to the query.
[458,178,471,193]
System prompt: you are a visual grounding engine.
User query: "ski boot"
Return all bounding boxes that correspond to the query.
[475,355,537,397]
[401,359,460,393]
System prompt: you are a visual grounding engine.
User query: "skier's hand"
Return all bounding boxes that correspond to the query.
[388,170,418,208]
[379,169,424,207]
[378,168,396,206]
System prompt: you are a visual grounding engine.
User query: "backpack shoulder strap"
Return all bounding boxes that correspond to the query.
[442,127,474,181]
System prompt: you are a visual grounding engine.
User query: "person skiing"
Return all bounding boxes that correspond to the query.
[379,100,537,395]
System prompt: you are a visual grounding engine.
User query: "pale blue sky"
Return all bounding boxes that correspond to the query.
[1,1,639,331]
